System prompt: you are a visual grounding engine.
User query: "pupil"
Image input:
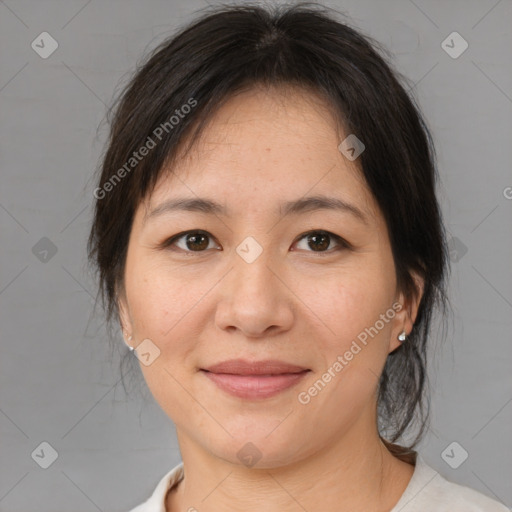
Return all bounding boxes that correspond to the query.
[187,233,208,251]
[309,233,329,251]
[184,232,330,252]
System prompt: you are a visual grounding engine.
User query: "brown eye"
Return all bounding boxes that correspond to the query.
[293,230,349,253]
[184,232,209,251]
[164,230,219,252]
[162,229,349,255]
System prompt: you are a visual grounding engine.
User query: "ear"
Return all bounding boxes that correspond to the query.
[117,285,133,341]
[388,271,425,354]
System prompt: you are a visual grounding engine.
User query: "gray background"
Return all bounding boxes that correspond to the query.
[1,0,511,510]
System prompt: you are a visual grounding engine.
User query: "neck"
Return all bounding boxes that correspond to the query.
[166,416,415,512]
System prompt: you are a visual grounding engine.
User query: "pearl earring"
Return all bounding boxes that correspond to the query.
[123,331,134,351]
[398,331,407,342]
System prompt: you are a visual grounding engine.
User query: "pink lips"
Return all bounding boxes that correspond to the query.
[200,358,310,399]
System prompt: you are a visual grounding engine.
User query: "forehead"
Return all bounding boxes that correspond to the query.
[141,86,377,223]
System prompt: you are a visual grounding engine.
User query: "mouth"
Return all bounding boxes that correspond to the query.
[201,358,309,375]
[200,359,311,399]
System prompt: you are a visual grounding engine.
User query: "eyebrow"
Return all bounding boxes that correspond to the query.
[144,194,370,227]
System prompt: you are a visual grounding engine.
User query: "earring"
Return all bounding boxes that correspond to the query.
[398,331,407,342]
[123,331,134,351]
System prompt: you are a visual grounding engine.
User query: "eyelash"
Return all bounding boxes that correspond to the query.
[159,229,351,255]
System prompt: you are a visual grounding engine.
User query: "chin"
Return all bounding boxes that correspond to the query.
[205,426,308,470]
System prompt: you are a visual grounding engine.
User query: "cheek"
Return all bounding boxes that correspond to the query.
[126,258,205,338]
[125,262,206,412]
[293,269,395,420]
[298,263,394,351]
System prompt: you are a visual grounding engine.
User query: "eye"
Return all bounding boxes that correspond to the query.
[292,230,350,253]
[160,229,350,254]
[162,230,220,253]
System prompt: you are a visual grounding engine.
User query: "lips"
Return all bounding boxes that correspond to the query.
[200,359,310,399]
[201,358,309,375]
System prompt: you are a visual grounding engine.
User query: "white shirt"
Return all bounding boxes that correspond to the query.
[128,455,509,511]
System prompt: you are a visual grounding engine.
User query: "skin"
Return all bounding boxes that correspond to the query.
[118,85,424,512]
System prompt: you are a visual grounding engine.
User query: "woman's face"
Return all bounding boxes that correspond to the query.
[118,86,421,467]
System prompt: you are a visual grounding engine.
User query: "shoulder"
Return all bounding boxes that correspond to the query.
[392,455,509,512]
[127,461,184,512]
[126,457,508,512]
[418,476,510,511]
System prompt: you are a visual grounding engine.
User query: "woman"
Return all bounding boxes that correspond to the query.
[87,3,508,511]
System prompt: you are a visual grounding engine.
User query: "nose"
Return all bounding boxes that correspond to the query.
[214,248,295,338]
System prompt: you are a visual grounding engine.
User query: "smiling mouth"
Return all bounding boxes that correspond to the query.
[201,358,309,375]
[200,369,311,399]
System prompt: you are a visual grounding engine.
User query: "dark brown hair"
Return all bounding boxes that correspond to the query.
[87,1,450,453]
